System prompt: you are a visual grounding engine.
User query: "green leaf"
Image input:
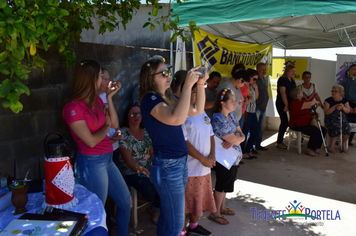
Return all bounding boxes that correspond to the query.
[0,21,6,27]
[152,7,158,17]
[7,24,13,36]
[163,23,168,32]
[0,78,11,97]
[1,99,10,108]
[150,23,155,31]
[9,101,23,113]
[47,23,53,31]
[189,21,196,26]
[14,0,25,8]
[12,49,23,61]
[3,5,11,16]
[174,15,180,23]
[47,33,57,42]
[41,35,48,51]
[0,0,6,9]
[143,22,150,28]
[17,9,27,16]
[14,23,25,35]
[36,14,46,26]
[59,9,70,16]
[11,38,17,49]
[7,92,19,104]
[0,51,7,62]
[170,33,178,43]
[14,80,30,96]
[37,25,46,35]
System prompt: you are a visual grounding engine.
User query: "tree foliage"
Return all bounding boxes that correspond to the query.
[0,0,199,113]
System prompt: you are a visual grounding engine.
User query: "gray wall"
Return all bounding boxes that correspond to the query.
[81,4,172,49]
[0,42,193,181]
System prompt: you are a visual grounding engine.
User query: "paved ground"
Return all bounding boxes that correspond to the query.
[111,130,356,236]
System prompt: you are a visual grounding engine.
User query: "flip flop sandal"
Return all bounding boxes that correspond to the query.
[276,144,287,149]
[220,207,235,215]
[208,215,229,225]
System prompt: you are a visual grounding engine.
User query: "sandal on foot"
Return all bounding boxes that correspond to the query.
[276,143,287,149]
[220,207,235,215]
[208,214,229,225]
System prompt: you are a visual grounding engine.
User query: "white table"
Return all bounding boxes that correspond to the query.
[0,184,107,235]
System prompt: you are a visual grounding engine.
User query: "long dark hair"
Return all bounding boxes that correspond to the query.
[121,103,144,129]
[138,59,177,107]
[64,60,101,109]
[212,88,234,113]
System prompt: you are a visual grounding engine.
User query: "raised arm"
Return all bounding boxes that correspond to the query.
[188,71,209,116]
[106,81,121,129]
[151,70,198,125]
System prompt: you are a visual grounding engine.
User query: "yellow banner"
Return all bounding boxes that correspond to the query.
[270,57,310,98]
[271,58,310,80]
[193,30,272,78]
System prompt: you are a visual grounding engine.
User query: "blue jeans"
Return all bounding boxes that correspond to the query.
[255,109,267,148]
[75,152,131,236]
[150,156,188,236]
[124,173,160,213]
[239,113,245,129]
[241,112,259,153]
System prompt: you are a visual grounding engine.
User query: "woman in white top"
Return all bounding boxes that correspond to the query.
[181,77,221,235]
[298,71,323,109]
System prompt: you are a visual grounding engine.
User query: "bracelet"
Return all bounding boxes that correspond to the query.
[197,83,205,86]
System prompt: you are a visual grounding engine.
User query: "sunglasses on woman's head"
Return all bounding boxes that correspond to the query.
[151,70,172,77]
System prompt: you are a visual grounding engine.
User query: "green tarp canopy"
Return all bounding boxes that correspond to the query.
[172,0,356,49]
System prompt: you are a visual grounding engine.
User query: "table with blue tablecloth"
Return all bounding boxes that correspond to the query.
[0,184,107,235]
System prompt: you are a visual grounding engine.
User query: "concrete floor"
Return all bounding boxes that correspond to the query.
[111,130,356,236]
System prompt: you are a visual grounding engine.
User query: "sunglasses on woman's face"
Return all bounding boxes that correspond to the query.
[129,112,141,117]
[151,70,172,77]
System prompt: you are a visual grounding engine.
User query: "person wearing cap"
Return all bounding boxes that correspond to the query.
[139,55,208,236]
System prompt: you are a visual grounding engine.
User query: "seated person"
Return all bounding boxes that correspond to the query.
[289,87,326,156]
[324,85,351,153]
[118,103,160,224]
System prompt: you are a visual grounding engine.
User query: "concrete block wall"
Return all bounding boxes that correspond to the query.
[0,42,193,181]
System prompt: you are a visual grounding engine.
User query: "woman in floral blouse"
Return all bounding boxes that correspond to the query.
[118,103,160,224]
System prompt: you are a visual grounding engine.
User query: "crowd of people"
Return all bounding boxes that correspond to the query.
[62,57,355,236]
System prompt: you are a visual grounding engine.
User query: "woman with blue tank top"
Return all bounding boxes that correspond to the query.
[138,55,208,236]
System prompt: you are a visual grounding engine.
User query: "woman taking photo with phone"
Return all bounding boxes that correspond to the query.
[139,55,207,236]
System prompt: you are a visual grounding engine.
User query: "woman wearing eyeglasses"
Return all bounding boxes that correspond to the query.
[63,60,131,236]
[324,85,351,153]
[117,103,160,225]
[139,55,208,236]
[217,70,251,126]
